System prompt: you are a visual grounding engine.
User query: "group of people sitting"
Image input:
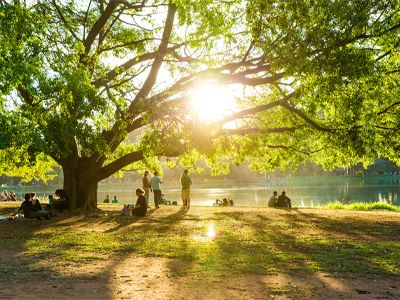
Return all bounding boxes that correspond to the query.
[103,194,121,203]
[214,198,234,206]
[268,191,292,208]
[1,190,17,201]
[12,189,68,220]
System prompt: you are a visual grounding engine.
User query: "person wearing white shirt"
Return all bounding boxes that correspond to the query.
[149,171,164,208]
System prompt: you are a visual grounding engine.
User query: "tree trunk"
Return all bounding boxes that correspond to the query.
[60,150,143,212]
[62,156,100,212]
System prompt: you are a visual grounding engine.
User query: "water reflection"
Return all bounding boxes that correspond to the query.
[105,176,398,207]
[9,176,398,207]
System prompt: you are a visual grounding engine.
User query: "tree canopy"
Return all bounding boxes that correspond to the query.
[0,0,399,209]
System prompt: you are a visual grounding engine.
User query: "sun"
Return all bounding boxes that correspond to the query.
[190,84,237,122]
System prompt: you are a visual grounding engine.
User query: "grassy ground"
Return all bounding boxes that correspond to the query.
[1,202,400,299]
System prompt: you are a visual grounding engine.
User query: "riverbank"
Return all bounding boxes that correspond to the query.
[1,203,400,299]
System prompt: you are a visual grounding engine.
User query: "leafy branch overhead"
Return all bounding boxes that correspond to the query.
[0,0,399,209]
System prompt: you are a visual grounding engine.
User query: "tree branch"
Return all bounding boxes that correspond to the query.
[377,101,400,115]
[220,127,299,135]
[82,0,120,56]
[95,150,144,182]
[281,102,333,133]
[219,92,297,124]
[52,0,80,42]
[129,3,177,109]
[93,44,182,87]
[17,86,35,106]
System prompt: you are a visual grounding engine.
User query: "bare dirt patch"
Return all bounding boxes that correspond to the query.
[1,203,400,299]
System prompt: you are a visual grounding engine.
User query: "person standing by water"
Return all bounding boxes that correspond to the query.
[142,171,151,207]
[150,171,164,208]
[180,169,192,207]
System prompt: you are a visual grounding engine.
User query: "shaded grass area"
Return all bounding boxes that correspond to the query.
[1,203,400,281]
[322,201,400,212]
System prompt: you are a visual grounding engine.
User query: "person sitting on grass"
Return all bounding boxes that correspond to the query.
[30,192,42,211]
[103,194,110,203]
[229,199,234,206]
[276,191,292,208]
[14,193,51,220]
[112,195,120,203]
[222,198,229,206]
[131,188,147,217]
[9,191,17,201]
[159,193,170,205]
[268,191,278,207]
[53,189,69,212]
[45,195,58,217]
[1,190,10,201]
[214,199,223,206]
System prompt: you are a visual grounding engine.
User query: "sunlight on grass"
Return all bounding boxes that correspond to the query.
[323,201,400,212]
[207,222,216,238]
[1,206,400,280]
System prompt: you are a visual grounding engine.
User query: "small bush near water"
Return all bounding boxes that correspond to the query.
[323,201,400,212]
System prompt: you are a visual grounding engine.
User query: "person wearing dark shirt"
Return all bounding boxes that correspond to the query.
[131,188,147,217]
[268,191,278,207]
[54,189,69,211]
[276,191,292,208]
[15,193,50,219]
[30,192,42,211]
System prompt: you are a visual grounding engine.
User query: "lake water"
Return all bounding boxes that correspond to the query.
[97,176,400,207]
[6,176,399,207]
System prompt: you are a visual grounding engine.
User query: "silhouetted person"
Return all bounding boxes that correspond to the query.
[215,199,223,206]
[15,193,50,219]
[180,169,192,207]
[30,192,42,211]
[9,191,16,201]
[276,191,292,208]
[131,188,147,217]
[54,189,69,211]
[268,191,278,207]
[142,171,151,207]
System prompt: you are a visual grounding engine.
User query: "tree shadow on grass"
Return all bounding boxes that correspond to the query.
[2,205,400,298]
[207,210,400,297]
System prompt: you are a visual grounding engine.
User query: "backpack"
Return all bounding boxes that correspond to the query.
[122,204,131,216]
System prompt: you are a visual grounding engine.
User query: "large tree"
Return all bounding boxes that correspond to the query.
[0,0,399,210]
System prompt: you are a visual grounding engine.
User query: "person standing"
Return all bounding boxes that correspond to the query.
[150,171,163,208]
[180,169,192,207]
[268,191,278,207]
[142,171,151,207]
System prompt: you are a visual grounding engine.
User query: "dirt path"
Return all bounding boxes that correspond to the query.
[1,203,400,299]
[1,254,399,299]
